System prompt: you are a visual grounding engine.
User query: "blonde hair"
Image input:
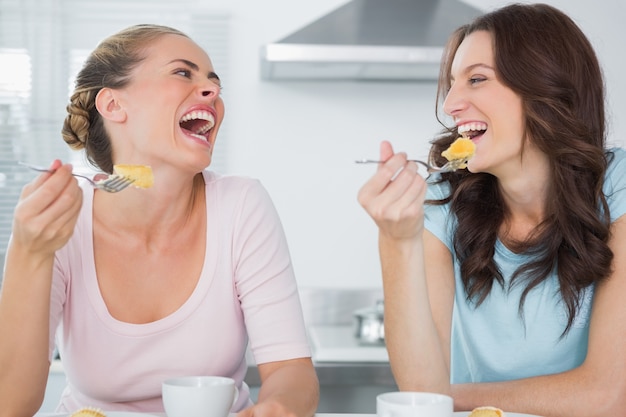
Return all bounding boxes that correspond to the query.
[61,24,188,173]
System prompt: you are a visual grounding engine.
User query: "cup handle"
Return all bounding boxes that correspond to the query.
[232,387,239,407]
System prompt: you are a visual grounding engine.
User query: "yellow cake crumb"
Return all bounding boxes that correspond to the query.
[468,405,506,417]
[441,137,476,164]
[113,164,154,188]
[69,406,106,417]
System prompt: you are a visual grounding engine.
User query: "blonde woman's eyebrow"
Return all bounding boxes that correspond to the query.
[168,59,220,80]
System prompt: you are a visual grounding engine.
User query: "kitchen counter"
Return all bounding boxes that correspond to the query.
[244,323,395,413]
[45,359,394,414]
[245,360,394,387]
[246,361,396,413]
[308,325,388,363]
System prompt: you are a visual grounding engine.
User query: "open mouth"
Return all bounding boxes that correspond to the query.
[458,122,487,140]
[179,110,215,142]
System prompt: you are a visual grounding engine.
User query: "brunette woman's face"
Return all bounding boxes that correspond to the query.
[443,30,526,176]
[111,34,225,171]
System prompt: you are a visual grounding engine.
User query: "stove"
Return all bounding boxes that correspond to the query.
[308,325,389,363]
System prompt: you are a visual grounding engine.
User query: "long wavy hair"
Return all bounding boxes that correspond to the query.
[428,3,613,334]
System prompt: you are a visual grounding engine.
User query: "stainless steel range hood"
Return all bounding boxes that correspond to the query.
[260,0,483,82]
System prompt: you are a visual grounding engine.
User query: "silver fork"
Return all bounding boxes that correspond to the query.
[355,158,468,174]
[18,161,135,193]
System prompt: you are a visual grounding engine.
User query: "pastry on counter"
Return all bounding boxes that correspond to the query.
[468,406,506,417]
[69,406,106,417]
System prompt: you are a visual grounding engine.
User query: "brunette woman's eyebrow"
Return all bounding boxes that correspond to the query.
[463,63,495,74]
[450,62,494,82]
[168,59,220,80]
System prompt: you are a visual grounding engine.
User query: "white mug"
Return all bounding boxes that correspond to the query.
[162,376,239,417]
[377,391,453,417]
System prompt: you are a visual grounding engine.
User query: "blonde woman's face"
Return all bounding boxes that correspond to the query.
[442,30,527,177]
[111,33,225,171]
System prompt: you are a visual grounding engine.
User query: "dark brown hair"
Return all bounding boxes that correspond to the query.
[61,24,188,173]
[429,3,612,334]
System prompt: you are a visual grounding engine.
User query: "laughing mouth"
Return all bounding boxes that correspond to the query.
[458,122,487,139]
[179,110,215,141]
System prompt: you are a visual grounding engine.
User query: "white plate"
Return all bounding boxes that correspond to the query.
[454,412,543,417]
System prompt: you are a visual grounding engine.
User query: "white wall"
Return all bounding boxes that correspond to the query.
[209,0,626,289]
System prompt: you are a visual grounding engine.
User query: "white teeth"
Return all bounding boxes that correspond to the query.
[190,133,208,142]
[179,110,215,130]
[458,122,487,135]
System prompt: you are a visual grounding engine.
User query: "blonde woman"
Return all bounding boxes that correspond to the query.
[0,24,318,416]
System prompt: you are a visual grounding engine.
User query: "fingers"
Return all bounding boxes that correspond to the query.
[358,143,427,240]
[358,147,422,208]
[379,140,395,162]
[12,162,82,254]
[19,163,74,217]
[358,152,409,203]
[20,160,68,200]
[235,407,253,417]
[236,400,291,417]
[36,179,83,243]
[378,161,422,206]
[371,163,426,223]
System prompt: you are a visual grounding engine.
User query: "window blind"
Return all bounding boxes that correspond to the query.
[0,0,231,278]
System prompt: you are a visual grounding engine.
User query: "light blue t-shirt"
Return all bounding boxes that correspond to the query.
[424,148,626,383]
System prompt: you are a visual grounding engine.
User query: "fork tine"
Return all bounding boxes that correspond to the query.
[18,161,138,193]
[97,176,135,192]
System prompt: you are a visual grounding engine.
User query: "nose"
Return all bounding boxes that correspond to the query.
[198,80,220,99]
[442,83,467,117]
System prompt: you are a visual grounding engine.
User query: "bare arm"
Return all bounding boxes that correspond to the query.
[379,230,453,395]
[237,358,319,417]
[451,215,626,417]
[357,141,453,395]
[0,161,82,417]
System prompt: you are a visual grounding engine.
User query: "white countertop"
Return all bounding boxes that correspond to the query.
[36,413,501,417]
[50,360,64,374]
[309,325,388,363]
[36,413,374,417]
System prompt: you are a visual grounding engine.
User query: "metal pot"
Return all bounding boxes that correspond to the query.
[353,299,385,346]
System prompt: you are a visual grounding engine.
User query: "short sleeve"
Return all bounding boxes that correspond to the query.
[604,148,626,222]
[230,180,311,364]
[424,178,455,251]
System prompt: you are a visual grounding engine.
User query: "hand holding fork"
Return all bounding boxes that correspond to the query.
[19,162,135,193]
[355,158,468,175]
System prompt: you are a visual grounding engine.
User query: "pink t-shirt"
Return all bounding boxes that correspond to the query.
[48,171,311,412]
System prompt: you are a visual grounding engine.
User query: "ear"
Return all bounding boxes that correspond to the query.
[95,87,127,123]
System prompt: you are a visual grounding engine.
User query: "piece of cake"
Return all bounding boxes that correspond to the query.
[468,406,506,417]
[113,164,154,188]
[69,407,106,417]
[441,137,476,165]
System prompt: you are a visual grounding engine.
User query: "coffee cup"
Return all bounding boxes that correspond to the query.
[162,376,238,417]
[377,391,453,417]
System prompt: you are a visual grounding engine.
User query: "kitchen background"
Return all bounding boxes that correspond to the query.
[0,0,625,290]
[2,0,625,413]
